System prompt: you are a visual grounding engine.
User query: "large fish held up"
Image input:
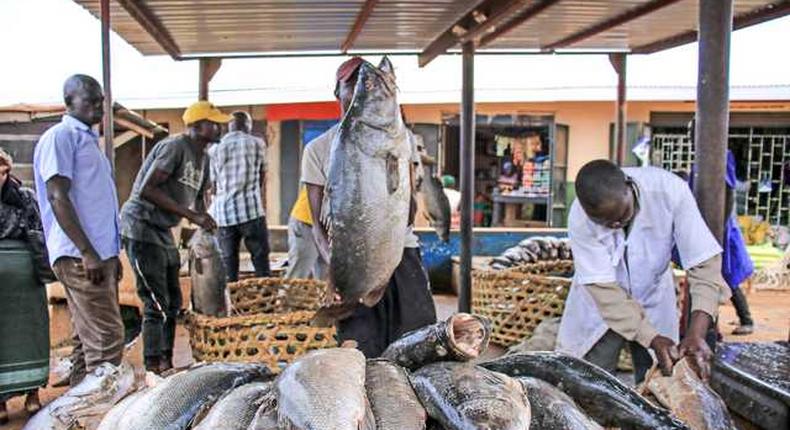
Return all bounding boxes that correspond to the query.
[326,57,411,307]
[188,228,229,316]
[24,361,135,430]
[410,362,531,430]
[644,358,736,430]
[482,352,690,430]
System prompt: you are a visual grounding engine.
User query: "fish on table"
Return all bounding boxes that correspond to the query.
[382,313,491,370]
[192,381,274,430]
[189,228,229,316]
[366,359,426,430]
[517,376,602,430]
[326,56,411,308]
[482,352,690,430]
[276,348,375,430]
[644,358,736,430]
[114,362,268,430]
[410,361,531,430]
[24,361,135,430]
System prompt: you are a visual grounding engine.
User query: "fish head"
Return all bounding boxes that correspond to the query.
[346,59,402,142]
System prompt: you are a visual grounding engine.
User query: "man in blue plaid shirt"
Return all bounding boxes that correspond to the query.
[208,111,271,281]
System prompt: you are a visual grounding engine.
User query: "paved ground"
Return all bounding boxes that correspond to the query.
[4,289,788,429]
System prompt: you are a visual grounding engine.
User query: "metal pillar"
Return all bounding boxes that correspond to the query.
[609,53,627,166]
[694,0,733,244]
[100,0,114,171]
[198,58,222,101]
[459,42,475,313]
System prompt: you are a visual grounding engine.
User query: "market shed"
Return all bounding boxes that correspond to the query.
[68,0,790,312]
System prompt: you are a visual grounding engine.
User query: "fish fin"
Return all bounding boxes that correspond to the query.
[378,56,395,76]
[311,302,357,326]
[386,154,400,194]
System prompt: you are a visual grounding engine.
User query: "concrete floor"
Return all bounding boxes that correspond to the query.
[4,289,788,429]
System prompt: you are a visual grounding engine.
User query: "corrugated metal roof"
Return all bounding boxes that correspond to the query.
[71,0,788,59]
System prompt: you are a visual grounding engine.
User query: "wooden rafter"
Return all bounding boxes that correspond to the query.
[116,0,181,60]
[478,0,561,48]
[341,0,380,53]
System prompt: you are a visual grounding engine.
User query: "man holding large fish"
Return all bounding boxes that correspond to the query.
[558,159,730,384]
[301,56,437,357]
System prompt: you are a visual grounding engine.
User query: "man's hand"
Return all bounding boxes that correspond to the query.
[190,212,217,231]
[679,310,715,381]
[650,335,680,376]
[82,250,105,285]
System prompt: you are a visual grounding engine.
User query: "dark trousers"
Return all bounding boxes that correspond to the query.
[337,247,438,358]
[584,330,654,384]
[730,288,753,326]
[124,239,181,363]
[217,216,271,282]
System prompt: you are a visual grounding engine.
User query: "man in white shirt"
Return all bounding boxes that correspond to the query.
[301,57,436,357]
[558,159,729,383]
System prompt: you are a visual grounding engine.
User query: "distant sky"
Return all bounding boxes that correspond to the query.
[1,0,788,108]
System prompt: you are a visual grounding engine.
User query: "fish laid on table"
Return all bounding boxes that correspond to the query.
[276,348,374,430]
[517,376,602,430]
[366,359,426,430]
[117,362,268,430]
[97,387,149,430]
[193,381,274,430]
[189,228,229,316]
[644,358,736,430]
[326,57,411,307]
[410,362,531,430]
[482,352,689,430]
[382,313,491,370]
[419,174,451,242]
[24,361,135,430]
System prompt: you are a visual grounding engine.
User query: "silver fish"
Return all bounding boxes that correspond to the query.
[326,57,411,307]
[193,382,274,430]
[189,228,229,316]
[97,387,149,430]
[517,376,602,430]
[366,359,426,430]
[410,362,531,430]
[117,362,268,430]
[247,387,278,430]
[24,361,135,430]
[276,348,375,430]
[419,174,451,242]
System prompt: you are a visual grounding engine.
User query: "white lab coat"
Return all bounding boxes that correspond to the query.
[557,167,722,358]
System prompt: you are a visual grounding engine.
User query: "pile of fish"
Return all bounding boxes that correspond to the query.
[32,311,727,430]
[489,236,573,270]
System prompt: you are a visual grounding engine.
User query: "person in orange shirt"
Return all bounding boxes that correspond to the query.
[285,187,326,280]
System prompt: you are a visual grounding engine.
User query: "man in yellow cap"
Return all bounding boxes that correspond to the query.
[120,100,228,373]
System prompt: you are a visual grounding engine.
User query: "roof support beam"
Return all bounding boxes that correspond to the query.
[609,53,627,166]
[101,0,114,172]
[341,0,379,53]
[419,0,555,67]
[542,0,683,51]
[199,58,223,101]
[458,42,475,314]
[633,0,790,54]
[117,0,181,60]
[478,0,562,48]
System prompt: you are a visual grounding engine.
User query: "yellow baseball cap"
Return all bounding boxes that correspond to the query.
[182,101,232,126]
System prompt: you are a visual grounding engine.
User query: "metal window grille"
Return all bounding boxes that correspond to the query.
[652,127,790,226]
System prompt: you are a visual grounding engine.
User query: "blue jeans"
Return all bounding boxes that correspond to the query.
[217,216,271,282]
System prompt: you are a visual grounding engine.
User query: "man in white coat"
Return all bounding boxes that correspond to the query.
[558,159,730,384]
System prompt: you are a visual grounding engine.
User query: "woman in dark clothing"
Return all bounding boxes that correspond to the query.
[0,149,48,424]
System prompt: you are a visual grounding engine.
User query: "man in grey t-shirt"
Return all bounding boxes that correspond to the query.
[120,101,228,373]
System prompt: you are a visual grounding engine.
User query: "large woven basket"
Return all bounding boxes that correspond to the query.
[472,260,573,347]
[187,277,336,373]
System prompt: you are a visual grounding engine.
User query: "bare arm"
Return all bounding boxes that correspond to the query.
[140,168,216,230]
[306,183,330,264]
[46,176,104,284]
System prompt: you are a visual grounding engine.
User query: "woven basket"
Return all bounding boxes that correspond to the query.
[187,277,336,373]
[472,260,573,347]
